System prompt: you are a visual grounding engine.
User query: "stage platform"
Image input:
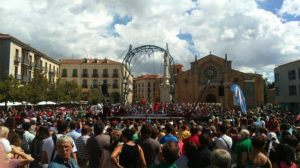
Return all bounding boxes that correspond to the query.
[107,114,184,120]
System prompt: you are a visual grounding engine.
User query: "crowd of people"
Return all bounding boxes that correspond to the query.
[0,103,299,168]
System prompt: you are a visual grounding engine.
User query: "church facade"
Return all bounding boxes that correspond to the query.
[175,54,264,109]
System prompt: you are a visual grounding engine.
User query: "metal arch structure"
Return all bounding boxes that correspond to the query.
[121,44,176,104]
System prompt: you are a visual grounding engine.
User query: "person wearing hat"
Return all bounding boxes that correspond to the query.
[233,129,253,168]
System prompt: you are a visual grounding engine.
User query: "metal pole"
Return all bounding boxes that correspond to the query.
[192,80,211,113]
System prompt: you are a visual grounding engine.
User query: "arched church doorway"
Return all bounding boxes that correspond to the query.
[205,94,217,103]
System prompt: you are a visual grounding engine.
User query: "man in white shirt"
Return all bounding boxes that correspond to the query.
[215,124,232,153]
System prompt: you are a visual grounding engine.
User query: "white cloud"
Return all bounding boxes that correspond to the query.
[0,0,300,81]
[279,0,300,16]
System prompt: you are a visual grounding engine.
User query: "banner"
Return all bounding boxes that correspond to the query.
[230,84,247,114]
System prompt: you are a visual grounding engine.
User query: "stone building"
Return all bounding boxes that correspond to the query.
[274,59,300,113]
[133,74,162,103]
[175,54,264,109]
[0,34,59,83]
[59,58,133,104]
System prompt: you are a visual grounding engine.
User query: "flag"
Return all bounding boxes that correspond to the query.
[230,84,247,114]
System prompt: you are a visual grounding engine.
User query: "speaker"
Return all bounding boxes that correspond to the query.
[219,85,224,97]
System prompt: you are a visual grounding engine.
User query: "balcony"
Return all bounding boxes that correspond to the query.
[92,73,98,78]
[82,74,88,78]
[112,84,118,89]
[14,57,22,64]
[15,74,22,80]
[21,58,30,65]
[102,73,109,78]
[42,67,48,72]
[112,73,119,78]
[22,75,30,82]
[62,73,67,77]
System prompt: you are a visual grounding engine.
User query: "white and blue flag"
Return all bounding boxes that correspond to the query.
[230,84,247,114]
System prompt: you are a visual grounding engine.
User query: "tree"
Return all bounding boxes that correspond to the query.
[28,71,49,104]
[0,74,22,108]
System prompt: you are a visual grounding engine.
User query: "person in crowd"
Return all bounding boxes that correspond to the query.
[183,125,200,150]
[135,124,161,168]
[194,133,212,167]
[159,123,178,144]
[233,129,253,168]
[75,125,91,167]
[111,128,146,168]
[21,121,35,154]
[67,121,81,142]
[210,149,231,168]
[215,124,232,153]
[86,122,110,168]
[48,135,80,168]
[30,124,50,168]
[242,135,272,168]
[99,133,120,168]
[175,142,197,168]
[151,141,179,168]
[42,119,77,165]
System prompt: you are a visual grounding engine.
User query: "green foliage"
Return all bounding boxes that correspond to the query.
[0,74,22,103]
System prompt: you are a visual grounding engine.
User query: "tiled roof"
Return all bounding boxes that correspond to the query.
[59,58,122,65]
[134,74,163,80]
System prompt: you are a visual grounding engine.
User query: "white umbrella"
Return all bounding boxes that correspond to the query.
[7,101,22,106]
[22,101,33,106]
[37,101,56,105]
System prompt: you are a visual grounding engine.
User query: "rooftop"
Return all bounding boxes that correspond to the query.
[134,74,162,80]
[59,58,122,65]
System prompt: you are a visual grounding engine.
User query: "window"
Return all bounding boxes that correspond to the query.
[148,82,151,87]
[15,66,18,79]
[288,70,296,80]
[275,73,279,82]
[275,87,279,96]
[15,49,19,58]
[113,80,118,88]
[289,85,297,96]
[29,56,32,66]
[62,69,67,77]
[298,69,300,79]
[82,80,88,88]
[113,69,118,77]
[93,69,98,77]
[45,63,47,72]
[103,69,108,77]
[92,80,98,88]
[83,69,88,77]
[72,69,78,77]
[49,64,51,71]
[103,80,108,85]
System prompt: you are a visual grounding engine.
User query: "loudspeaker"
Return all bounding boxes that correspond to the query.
[219,85,224,97]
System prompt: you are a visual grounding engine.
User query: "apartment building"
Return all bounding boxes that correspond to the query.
[274,59,300,113]
[59,58,133,103]
[0,34,59,83]
[133,74,162,103]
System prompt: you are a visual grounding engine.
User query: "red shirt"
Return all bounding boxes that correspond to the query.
[183,134,200,151]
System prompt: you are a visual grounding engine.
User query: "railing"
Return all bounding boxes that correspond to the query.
[92,73,98,77]
[112,73,119,77]
[82,74,88,77]
[102,73,108,77]
[14,57,22,63]
[113,84,118,89]
[15,74,22,80]
[42,67,48,72]
[62,73,67,77]
[22,75,30,82]
[22,58,30,65]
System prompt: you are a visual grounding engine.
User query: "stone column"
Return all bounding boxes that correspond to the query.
[160,53,171,102]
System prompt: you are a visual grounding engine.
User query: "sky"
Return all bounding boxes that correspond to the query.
[1,0,300,82]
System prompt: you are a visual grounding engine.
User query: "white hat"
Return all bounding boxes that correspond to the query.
[267,132,279,144]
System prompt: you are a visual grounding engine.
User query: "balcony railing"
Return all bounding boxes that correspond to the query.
[62,73,67,77]
[82,84,88,88]
[112,84,118,89]
[82,74,88,78]
[42,67,48,72]
[92,73,98,78]
[14,57,22,63]
[102,73,108,77]
[22,58,30,65]
[112,73,119,77]
[22,75,30,82]
[15,74,22,80]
